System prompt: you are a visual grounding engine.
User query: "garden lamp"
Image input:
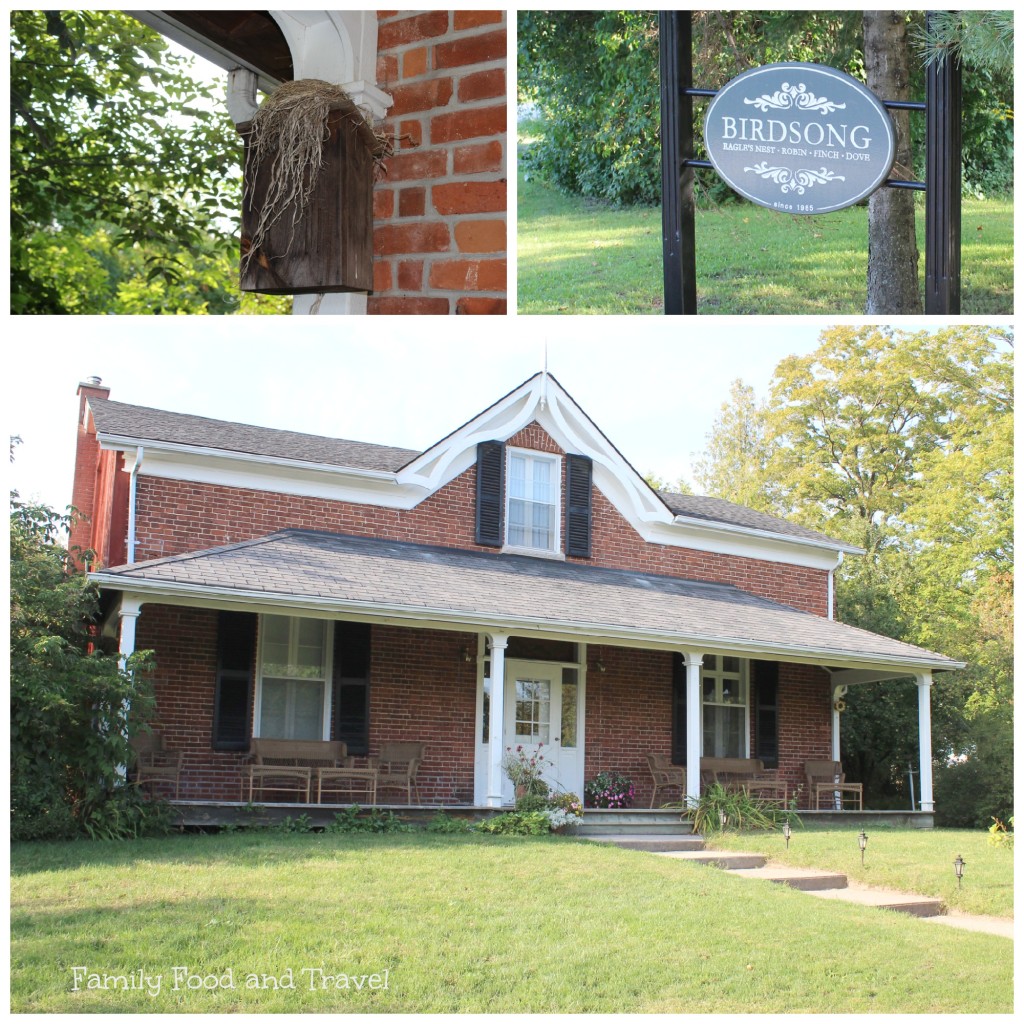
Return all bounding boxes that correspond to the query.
[954,854,965,889]
[782,820,791,849]
[719,810,728,831]
[858,831,868,866]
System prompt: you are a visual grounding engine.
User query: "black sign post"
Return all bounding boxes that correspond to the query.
[660,10,962,314]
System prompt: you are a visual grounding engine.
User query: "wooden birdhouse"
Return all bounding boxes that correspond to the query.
[239,83,385,295]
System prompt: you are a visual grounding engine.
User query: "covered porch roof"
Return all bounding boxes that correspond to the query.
[92,530,962,683]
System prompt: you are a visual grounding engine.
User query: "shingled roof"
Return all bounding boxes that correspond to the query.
[96,530,959,672]
[89,395,854,552]
[89,398,418,473]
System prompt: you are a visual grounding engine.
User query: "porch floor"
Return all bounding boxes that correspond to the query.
[170,801,933,830]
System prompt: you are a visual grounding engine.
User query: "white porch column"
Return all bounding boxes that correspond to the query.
[683,652,703,806]
[831,684,847,761]
[916,672,935,812]
[486,633,509,808]
[118,596,143,665]
[116,596,143,779]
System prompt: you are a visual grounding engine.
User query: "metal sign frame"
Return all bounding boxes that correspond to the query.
[660,10,962,314]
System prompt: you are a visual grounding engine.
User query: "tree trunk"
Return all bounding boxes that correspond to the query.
[863,10,923,314]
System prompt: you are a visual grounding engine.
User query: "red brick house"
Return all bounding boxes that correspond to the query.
[71,374,959,811]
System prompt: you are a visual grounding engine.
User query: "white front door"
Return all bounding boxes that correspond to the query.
[503,660,583,803]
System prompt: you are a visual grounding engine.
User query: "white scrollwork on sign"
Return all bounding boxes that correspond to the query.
[744,82,847,115]
[743,163,847,195]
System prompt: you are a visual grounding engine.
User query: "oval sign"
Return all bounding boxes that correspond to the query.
[703,62,896,214]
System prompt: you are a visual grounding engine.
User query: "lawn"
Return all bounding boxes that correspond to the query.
[517,134,1014,315]
[709,824,1014,918]
[11,831,1013,1013]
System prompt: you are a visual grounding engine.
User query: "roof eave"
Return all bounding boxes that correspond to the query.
[96,432,403,483]
[671,514,864,556]
[91,573,961,675]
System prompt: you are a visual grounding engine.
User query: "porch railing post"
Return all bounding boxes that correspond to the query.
[916,672,935,812]
[486,633,509,808]
[924,10,962,314]
[682,652,703,805]
[660,10,696,315]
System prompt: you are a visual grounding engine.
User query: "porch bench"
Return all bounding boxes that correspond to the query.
[700,757,780,795]
[244,739,351,803]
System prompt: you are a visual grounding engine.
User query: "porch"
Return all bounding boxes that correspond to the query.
[97,530,962,817]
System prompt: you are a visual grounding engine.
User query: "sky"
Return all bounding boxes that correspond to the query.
[3,316,954,514]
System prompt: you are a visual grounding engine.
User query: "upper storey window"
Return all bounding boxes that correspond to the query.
[475,440,592,559]
[506,449,560,553]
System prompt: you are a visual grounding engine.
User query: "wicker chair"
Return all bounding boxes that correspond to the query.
[646,753,685,808]
[130,731,182,799]
[804,759,863,810]
[369,742,425,804]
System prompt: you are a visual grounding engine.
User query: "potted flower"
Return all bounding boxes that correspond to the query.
[584,771,636,809]
[545,791,584,833]
[501,745,552,802]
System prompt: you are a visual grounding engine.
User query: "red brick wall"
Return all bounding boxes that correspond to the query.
[583,645,673,807]
[136,604,831,806]
[69,385,110,566]
[584,645,833,809]
[132,442,829,615]
[371,9,506,314]
[370,625,477,802]
[137,608,477,803]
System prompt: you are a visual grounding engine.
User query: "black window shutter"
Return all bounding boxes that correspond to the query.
[753,660,779,769]
[213,611,256,751]
[334,621,372,756]
[565,453,593,558]
[475,440,505,546]
[671,653,688,765]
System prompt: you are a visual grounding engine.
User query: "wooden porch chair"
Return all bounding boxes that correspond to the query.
[646,754,685,808]
[246,739,349,803]
[130,731,182,799]
[369,742,424,805]
[804,759,863,811]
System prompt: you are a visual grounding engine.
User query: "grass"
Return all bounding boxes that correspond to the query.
[517,129,1014,315]
[709,825,1014,918]
[11,831,1013,1012]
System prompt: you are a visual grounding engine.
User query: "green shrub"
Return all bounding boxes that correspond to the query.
[514,793,550,813]
[685,783,795,834]
[475,812,552,836]
[425,812,473,833]
[324,806,414,834]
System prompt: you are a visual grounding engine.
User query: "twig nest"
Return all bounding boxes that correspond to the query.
[242,79,389,272]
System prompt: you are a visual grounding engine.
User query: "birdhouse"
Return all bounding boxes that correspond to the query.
[239,82,385,295]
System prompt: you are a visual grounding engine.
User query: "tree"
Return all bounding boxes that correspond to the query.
[694,326,1013,821]
[9,10,278,314]
[863,11,922,314]
[692,380,781,513]
[10,494,158,839]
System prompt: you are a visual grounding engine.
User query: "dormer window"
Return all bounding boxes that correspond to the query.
[506,449,560,553]
[475,440,592,559]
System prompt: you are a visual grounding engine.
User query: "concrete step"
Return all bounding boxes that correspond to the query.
[810,885,945,918]
[655,849,767,870]
[575,821,695,837]
[580,809,690,829]
[586,834,706,853]
[730,865,849,891]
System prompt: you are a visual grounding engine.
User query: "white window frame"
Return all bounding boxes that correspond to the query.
[503,447,562,556]
[701,655,749,758]
[253,615,333,741]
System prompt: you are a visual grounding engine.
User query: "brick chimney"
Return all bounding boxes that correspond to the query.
[68,377,111,565]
